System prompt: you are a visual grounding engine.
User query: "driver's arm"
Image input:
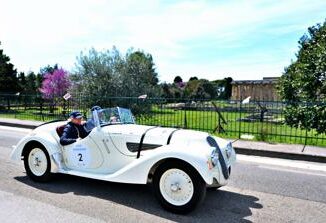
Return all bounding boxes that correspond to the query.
[60,125,77,146]
[83,119,95,132]
[77,124,90,139]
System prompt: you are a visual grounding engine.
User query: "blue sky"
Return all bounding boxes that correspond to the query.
[1,0,325,83]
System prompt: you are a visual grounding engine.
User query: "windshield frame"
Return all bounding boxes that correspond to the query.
[92,107,135,127]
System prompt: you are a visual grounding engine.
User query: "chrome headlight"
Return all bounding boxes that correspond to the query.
[225,142,233,159]
[210,150,219,167]
[206,136,220,169]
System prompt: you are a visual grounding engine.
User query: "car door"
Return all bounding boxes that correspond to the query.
[62,130,105,171]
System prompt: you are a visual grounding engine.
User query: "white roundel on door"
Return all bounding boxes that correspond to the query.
[72,144,90,167]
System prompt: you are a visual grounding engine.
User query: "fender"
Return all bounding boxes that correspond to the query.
[10,131,62,172]
[103,145,217,185]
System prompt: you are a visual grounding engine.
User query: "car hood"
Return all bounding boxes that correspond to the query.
[102,124,228,149]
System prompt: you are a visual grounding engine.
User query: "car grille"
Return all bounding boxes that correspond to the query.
[206,136,230,180]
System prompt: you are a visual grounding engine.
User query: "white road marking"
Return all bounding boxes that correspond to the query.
[259,165,326,177]
[237,154,326,173]
[0,126,31,133]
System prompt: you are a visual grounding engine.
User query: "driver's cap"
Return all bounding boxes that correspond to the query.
[69,111,83,119]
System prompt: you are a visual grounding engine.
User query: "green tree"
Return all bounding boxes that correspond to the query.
[17,71,41,95]
[72,47,120,102]
[183,79,216,99]
[161,83,183,99]
[278,20,326,134]
[212,77,233,99]
[0,42,20,93]
[223,77,233,99]
[184,79,199,98]
[189,76,198,81]
[173,76,183,84]
[17,72,26,92]
[35,73,43,90]
[40,64,59,75]
[25,72,37,94]
[161,82,174,99]
[73,47,160,112]
[122,50,159,97]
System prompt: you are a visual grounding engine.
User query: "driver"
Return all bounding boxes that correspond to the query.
[60,111,89,146]
[53,111,89,171]
[84,105,103,132]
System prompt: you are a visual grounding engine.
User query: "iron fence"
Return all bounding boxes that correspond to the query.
[0,94,325,147]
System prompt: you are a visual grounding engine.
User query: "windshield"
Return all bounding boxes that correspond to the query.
[95,107,135,125]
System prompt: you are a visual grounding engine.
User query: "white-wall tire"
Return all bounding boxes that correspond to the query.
[153,160,206,214]
[24,144,52,182]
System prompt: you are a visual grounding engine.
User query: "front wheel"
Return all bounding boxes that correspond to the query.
[24,145,52,182]
[153,161,206,214]
[206,186,221,191]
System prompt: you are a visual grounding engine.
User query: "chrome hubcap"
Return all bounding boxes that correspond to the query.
[171,183,180,192]
[33,157,41,166]
[28,148,47,176]
[159,168,194,206]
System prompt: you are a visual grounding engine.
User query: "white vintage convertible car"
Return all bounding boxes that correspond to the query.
[11,107,236,213]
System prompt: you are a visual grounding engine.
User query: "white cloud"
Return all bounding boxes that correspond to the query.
[0,0,325,81]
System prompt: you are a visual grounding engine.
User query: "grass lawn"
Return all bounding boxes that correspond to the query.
[137,107,326,147]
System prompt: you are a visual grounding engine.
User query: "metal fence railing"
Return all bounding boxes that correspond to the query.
[0,94,325,147]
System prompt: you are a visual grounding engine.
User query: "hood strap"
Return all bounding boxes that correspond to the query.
[137,126,159,158]
[167,129,180,145]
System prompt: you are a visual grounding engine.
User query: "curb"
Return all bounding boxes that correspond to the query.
[0,121,38,130]
[234,147,326,163]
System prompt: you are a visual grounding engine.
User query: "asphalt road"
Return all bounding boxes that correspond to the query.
[0,126,326,223]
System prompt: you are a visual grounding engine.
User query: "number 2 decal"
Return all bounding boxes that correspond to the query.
[72,145,89,167]
[78,153,83,162]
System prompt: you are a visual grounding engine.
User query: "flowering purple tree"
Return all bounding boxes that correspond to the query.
[40,68,71,113]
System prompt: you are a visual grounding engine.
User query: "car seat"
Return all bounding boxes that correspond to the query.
[56,125,66,137]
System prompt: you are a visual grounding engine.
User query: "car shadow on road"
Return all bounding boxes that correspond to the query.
[15,174,262,222]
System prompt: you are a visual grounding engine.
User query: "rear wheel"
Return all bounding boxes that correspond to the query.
[153,161,206,214]
[24,145,52,182]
